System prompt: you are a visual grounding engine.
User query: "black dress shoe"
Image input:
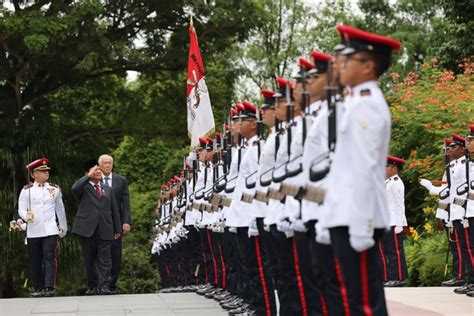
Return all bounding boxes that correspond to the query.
[442,278,465,287]
[42,288,55,297]
[215,292,233,301]
[85,288,97,295]
[98,287,113,295]
[31,290,44,298]
[228,307,255,315]
[221,297,242,306]
[454,284,472,294]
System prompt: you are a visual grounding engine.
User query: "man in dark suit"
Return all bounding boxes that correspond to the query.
[72,160,122,295]
[99,154,132,294]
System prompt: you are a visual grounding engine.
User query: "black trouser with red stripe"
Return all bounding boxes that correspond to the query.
[253,229,277,316]
[210,231,226,289]
[235,227,268,313]
[453,219,474,284]
[448,226,464,280]
[294,230,324,315]
[222,228,239,293]
[308,222,346,316]
[184,225,202,285]
[330,227,388,316]
[27,235,58,291]
[269,224,302,315]
[381,227,408,281]
[199,228,216,285]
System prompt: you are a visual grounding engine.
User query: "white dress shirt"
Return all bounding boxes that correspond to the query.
[449,156,468,221]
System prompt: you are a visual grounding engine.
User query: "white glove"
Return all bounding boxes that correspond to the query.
[419,179,433,191]
[349,235,375,253]
[315,222,331,245]
[290,219,307,232]
[59,229,67,238]
[229,227,237,234]
[276,217,292,233]
[394,226,403,234]
[248,226,259,238]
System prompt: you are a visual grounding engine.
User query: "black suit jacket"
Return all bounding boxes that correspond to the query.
[104,173,132,225]
[71,176,122,240]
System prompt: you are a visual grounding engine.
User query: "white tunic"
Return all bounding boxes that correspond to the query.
[466,161,474,218]
[226,135,258,227]
[321,81,391,238]
[385,175,407,227]
[449,156,468,221]
[18,182,67,238]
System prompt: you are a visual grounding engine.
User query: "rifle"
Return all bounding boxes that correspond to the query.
[309,61,338,182]
[439,144,451,200]
[456,147,470,196]
[272,83,294,183]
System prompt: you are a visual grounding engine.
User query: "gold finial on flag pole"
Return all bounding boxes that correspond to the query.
[190,15,194,27]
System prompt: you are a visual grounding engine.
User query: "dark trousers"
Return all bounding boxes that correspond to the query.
[308,223,346,316]
[79,229,112,290]
[294,230,324,315]
[329,227,388,316]
[222,228,238,293]
[453,220,474,283]
[210,232,224,288]
[27,235,58,291]
[380,227,408,281]
[449,226,463,280]
[110,236,122,290]
[199,229,217,285]
[269,224,301,315]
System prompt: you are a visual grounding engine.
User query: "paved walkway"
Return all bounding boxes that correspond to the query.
[0,287,472,316]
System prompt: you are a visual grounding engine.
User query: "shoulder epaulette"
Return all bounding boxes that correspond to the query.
[49,183,60,188]
[360,89,371,97]
[23,183,33,190]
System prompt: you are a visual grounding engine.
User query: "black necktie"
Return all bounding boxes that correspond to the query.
[105,177,110,187]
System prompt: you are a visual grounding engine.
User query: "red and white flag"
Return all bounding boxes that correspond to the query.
[186,19,214,147]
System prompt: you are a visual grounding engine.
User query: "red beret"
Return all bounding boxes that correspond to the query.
[276,77,289,90]
[236,103,245,112]
[387,155,405,165]
[451,133,466,146]
[242,100,256,112]
[206,137,213,143]
[260,89,275,98]
[469,125,474,135]
[297,57,314,71]
[26,158,50,171]
[310,51,333,63]
[336,25,402,52]
[444,138,453,146]
[199,137,207,145]
[231,108,238,117]
[215,132,221,138]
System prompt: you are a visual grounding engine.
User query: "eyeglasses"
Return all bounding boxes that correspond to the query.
[343,55,369,66]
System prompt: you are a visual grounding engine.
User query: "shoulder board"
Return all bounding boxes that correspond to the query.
[49,183,59,188]
[23,183,33,190]
[360,89,371,97]
[393,176,399,181]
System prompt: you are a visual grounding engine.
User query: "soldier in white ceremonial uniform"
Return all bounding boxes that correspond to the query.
[301,49,349,315]
[319,24,401,315]
[264,77,302,315]
[18,158,67,297]
[446,133,474,296]
[465,125,474,297]
[420,138,464,286]
[225,101,274,315]
[381,155,408,287]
